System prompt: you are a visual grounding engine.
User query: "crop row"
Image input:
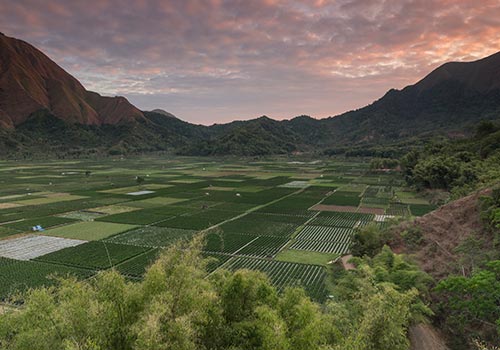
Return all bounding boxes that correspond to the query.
[105,227,198,248]
[321,191,361,207]
[385,203,410,216]
[219,218,298,237]
[235,235,290,258]
[221,257,327,301]
[0,257,93,300]
[289,240,350,254]
[295,225,353,244]
[35,241,150,270]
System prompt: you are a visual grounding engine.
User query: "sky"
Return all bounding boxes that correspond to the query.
[1,0,500,125]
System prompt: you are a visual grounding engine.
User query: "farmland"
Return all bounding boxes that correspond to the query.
[0,156,433,302]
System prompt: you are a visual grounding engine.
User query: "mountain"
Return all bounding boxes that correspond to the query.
[187,51,500,155]
[0,32,144,129]
[180,116,302,156]
[322,52,500,144]
[1,32,500,157]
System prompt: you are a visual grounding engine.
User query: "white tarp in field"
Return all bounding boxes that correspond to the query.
[0,235,86,261]
[126,190,155,196]
[374,214,396,222]
[279,181,310,189]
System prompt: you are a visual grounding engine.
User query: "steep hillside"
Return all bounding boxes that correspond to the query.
[323,52,500,146]
[393,190,492,280]
[0,33,144,128]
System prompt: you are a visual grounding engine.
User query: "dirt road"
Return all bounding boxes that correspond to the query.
[410,324,449,350]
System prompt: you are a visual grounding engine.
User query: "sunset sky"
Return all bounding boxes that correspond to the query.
[1,0,500,124]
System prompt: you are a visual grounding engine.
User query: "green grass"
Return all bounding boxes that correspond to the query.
[125,197,188,208]
[276,249,339,266]
[13,194,88,206]
[43,221,137,240]
[321,192,361,207]
[4,216,77,232]
[409,204,437,216]
[100,184,172,194]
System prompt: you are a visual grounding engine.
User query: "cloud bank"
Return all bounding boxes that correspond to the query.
[1,0,500,124]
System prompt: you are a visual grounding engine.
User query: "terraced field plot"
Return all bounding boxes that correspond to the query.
[219,218,298,237]
[0,235,86,260]
[289,240,351,254]
[295,225,353,243]
[56,210,104,221]
[222,257,328,301]
[321,191,361,207]
[43,221,137,240]
[311,211,374,228]
[0,157,425,301]
[0,257,94,300]
[106,226,198,247]
[36,241,150,270]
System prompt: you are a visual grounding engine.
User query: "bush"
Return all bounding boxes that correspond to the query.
[351,224,391,257]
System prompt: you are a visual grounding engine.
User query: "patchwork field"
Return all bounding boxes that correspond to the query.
[0,157,430,301]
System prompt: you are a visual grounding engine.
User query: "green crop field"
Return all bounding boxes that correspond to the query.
[0,257,94,300]
[0,156,429,301]
[42,221,138,240]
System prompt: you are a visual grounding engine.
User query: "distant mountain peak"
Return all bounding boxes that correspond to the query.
[0,33,144,128]
[414,51,500,94]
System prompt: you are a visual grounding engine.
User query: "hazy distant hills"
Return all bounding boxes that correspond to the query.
[1,32,500,157]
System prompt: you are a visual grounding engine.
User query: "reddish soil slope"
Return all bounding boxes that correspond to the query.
[392,190,491,280]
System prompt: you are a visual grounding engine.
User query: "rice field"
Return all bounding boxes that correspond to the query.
[0,156,426,301]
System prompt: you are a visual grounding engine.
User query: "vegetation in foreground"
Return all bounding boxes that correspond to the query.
[0,235,431,350]
[350,187,500,349]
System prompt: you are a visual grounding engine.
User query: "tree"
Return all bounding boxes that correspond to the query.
[328,248,432,350]
[0,237,432,350]
[351,224,390,257]
[435,260,500,347]
[135,176,145,187]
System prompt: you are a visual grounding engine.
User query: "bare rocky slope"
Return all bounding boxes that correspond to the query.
[392,189,492,280]
[0,32,144,129]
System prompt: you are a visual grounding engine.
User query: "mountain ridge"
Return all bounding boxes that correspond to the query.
[0,32,144,129]
[1,32,500,156]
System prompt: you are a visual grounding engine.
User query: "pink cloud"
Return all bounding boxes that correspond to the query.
[1,0,499,124]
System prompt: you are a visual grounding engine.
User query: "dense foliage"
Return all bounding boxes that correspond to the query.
[435,261,500,348]
[402,121,500,196]
[0,236,430,350]
[428,188,500,349]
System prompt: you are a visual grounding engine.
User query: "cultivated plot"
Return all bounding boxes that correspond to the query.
[36,241,150,270]
[0,235,86,260]
[0,257,93,300]
[289,240,350,255]
[221,257,327,301]
[295,225,353,243]
[43,221,137,240]
[106,226,198,247]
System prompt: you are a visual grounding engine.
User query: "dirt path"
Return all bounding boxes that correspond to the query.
[409,324,449,350]
[341,254,356,270]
